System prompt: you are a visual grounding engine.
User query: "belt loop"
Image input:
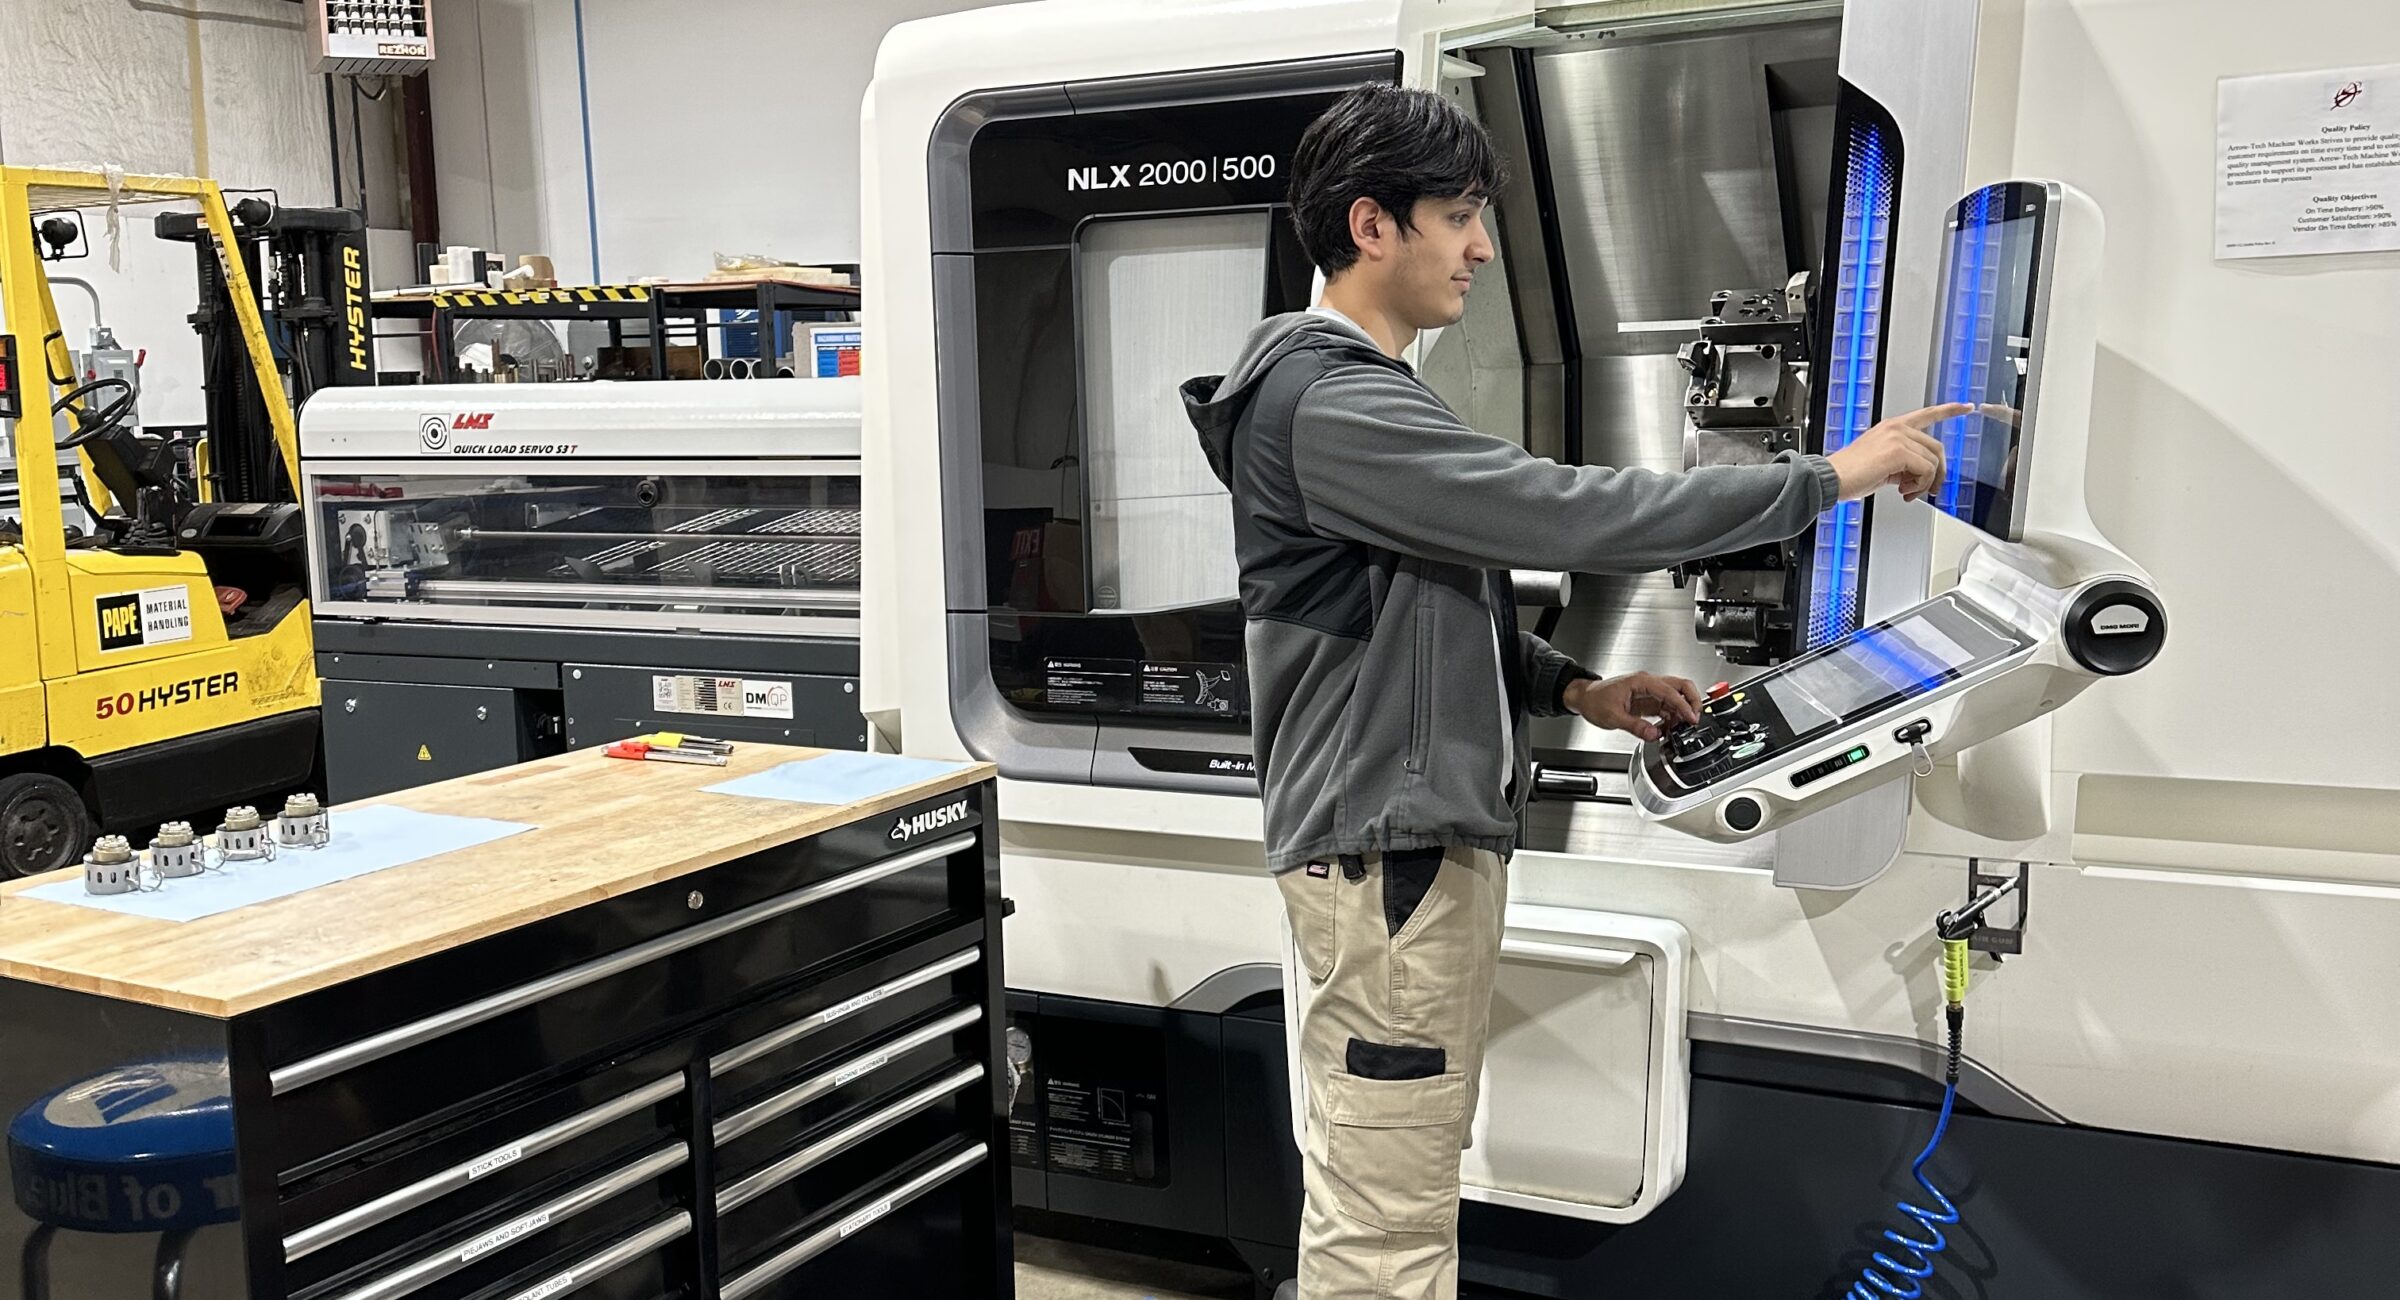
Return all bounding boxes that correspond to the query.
[1338,853,1365,882]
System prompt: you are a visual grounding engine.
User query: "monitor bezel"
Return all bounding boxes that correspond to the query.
[1928,179,2061,545]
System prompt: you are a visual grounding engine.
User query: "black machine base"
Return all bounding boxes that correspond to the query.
[1021,991,2400,1298]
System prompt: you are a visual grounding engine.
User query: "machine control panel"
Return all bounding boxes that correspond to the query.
[1634,593,2034,838]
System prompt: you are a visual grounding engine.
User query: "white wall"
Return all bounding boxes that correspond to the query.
[2007,2,2400,826]
[430,0,1009,284]
[0,0,342,426]
[0,1,424,426]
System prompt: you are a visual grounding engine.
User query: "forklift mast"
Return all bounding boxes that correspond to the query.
[157,200,374,505]
[4,168,303,594]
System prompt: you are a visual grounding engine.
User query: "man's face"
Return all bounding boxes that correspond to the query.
[1388,195,1494,330]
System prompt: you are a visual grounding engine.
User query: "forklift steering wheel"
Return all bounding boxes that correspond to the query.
[52,377,137,449]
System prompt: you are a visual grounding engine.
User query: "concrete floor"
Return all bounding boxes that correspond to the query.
[1014,1236,1256,1300]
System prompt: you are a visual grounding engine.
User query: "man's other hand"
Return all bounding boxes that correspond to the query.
[1564,672,1703,743]
[1827,403,1968,503]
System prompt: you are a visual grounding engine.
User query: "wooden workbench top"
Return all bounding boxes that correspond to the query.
[0,746,992,1018]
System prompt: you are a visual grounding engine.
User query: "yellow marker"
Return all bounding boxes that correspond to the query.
[417,744,432,761]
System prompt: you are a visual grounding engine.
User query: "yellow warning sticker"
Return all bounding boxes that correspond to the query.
[417,744,433,761]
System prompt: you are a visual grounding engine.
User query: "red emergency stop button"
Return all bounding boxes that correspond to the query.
[1708,682,1732,700]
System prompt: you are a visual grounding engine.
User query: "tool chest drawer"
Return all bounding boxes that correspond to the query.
[275,1045,690,1294]
[714,1063,988,1268]
[721,1142,993,1300]
[248,798,984,1070]
[294,1141,687,1300]
[460,1210,689,1300]
[255,832,977,1177]
[705,929,987,1103]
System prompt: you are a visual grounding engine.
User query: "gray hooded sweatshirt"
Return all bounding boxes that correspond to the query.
[1181,312,1840,872]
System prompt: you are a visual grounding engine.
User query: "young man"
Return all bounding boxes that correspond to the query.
[1180,84,1960,1298]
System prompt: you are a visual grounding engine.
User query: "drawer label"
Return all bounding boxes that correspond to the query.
[467,1144,524,1181]
[832,1052,892,1089]
[821,987,892,1024]
[650,674,795,720]
[461,1209,550,1263]
[837,1197,895,1238]
[507,1272,576,1300]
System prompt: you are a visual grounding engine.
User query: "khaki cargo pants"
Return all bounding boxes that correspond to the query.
[1280,845,1506,1299]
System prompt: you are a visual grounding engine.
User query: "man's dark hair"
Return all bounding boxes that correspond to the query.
[1286,83,1505,275]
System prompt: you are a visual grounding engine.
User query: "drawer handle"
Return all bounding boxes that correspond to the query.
[715,1005,984,1146]
[720,1145,990,1300]
[285,1073,687,1261]
[711,947,982,1078]
[495,1210,689,1300]
[272,834,976,1095]
[717,1063,983,1215]
[1501,935,1640,971]
[328,1142,688,1300]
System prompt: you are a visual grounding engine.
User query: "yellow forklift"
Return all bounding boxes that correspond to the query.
[0,167,354,875]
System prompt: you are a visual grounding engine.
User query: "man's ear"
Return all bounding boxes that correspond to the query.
[1347,196,1395,265]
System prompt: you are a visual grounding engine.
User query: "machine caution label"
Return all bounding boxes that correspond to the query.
[1138,661,1244,718]
[95,586,193,651]
[1042,657,1133,710]
[650,674,794,720]
[1024,1018,1170,1188]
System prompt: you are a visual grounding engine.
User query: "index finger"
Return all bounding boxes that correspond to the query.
[1896,402,1975,430]
[1640,675,1702,723]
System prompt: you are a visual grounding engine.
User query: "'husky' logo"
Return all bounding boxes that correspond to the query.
[890,800,970,843]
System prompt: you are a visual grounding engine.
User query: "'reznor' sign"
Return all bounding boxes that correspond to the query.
[889,799,972,844]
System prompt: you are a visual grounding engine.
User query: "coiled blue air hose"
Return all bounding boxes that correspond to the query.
[1843,947,1971,1300]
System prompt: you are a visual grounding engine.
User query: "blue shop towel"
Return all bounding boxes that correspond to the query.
[23,805,534,924]
[703,751,971,806]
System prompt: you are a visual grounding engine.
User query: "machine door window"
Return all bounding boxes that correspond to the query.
[1078,211,1270,614]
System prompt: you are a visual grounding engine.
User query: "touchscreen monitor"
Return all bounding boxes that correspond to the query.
[1928,182,2052,542]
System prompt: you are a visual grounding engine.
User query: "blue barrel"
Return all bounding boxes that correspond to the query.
[8,1059,239,1233]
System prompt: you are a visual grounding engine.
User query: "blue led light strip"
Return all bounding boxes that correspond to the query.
[1805,121,1897,649]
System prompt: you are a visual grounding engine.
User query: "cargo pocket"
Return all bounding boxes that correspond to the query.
[1320,1064,1469,1232]
[1276,868,1337,983]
